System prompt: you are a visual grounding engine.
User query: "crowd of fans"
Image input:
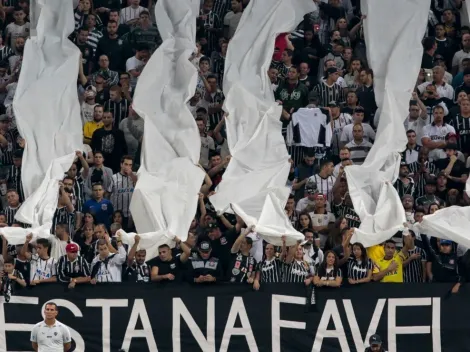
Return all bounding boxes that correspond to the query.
[0,1,468,336]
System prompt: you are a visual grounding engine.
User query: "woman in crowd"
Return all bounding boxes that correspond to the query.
[347,242,373,284]
[335,17,352,48]
[253,243,284,290]
[283,240,314,285]
[74,212,96,240]
[297,211,314,232]
[314,250,343,288]
[75,224,96,263]
[324,217,348,251]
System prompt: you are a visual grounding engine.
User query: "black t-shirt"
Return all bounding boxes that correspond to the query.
[90,128,128,173]
[124,262,151,283]
[14,259,30,285]
[208,227,240,272]
[435,158,468,191]
[75,42,95,74]
[228,252,257,283]
[147,255,184,282]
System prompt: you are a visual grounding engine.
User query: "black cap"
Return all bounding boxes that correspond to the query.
[464,68,470,76]
[328,101,339,107]
[326,67,340,75]
[434,54,444,61]
[198,241,211,252]
[369,334,382,346]
[445,143,458,151]
[426,177,437,185]
[305,180,318,193]
[400,161,409,169]
[0,114,9,122]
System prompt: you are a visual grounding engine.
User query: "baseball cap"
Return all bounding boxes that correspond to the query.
[400,161,409,168]
[369,334,382,346]
[206,222,219,230]
[464,68,470,76]
[66,243,79,253]
[440,239,452,245]
[13,149,23,158]
[0,114,9,122]
[445,132,458,140]
[326,67,340,76]
[198,241,212,252]
[328,101,339,108]
[434,54,445,61]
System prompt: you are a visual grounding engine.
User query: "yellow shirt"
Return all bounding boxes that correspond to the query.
[83,121,104,140]
[368,245,406,283]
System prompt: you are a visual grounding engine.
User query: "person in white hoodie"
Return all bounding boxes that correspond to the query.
[90,233,126,283]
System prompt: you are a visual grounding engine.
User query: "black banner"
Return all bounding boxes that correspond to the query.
[0,283,468,351]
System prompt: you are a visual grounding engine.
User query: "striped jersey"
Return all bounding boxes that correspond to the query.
[72,175,85,213]
[347,257,373,281]
[3,205,20,226]
[330,113,352,155]
[51,207,75,237]
[404,246,427,283]
[87,28,103,51]
[57,255,91,283]
[7,165,24,202]
[407,161,437,198]
[393,177,416,199]
[345,139,373,165]
[0,46,14,62]
[257,258,283,283]
[307,174,336,204]
[211,53,225,89]
[336,203,361,228]
[104,98,130,127]
[0,128,19,165]
[449,114,470,153]
[205,89,225,131]
[120,6,146,24]
[312,81,345,107]
[110,173,135,217]
[283,259,313,283]
[30,254,57,282]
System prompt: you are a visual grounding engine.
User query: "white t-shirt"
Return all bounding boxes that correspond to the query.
[340,122,375,144]
[422,123,456,161]
[200,135,215,169]
[81,101,97,125]
[224,11,243,39]
[6,22,30,47]
[292,108,332,147]
[404,116,427,146]
[247,232,263,263]
[30,254,57,282]
[417,81,454,100]
[126,56,146,88]
[30,320,71,352]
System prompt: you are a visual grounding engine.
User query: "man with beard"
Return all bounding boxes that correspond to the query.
[419,84,451,125]
[394,162,415,199]
[402,194,415,224]
[415,177,444,209]
[8,36,24,74]
[96,20,126,72]
[333,147,353,177]
[74,27,95,75]
[188,241,224,284]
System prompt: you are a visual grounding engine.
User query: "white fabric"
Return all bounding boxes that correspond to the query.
[129,0,204,250]
[118,229,176,261]
[0,0,81,243]
[209,0,315,246]
[347,0,431,247]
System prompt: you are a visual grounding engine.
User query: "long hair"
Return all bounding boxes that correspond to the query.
[297,211,314,231]
[351,242,367,263]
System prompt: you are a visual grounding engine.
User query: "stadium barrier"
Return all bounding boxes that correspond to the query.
[0,282,465,351]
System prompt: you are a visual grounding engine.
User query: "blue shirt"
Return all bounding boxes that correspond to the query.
[83,199,114,228]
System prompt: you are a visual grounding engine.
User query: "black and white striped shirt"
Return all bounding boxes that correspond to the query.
[211,53,225,89]
[404,246,427,283]
[336,203,361,228]
[393,177,416,199]
[205,89,225,131]
[3,205,20,226]
[7,165,24,202]
[407,161,437,198]
[104,98,130,128]
[0,128,19,166]
[74,11,103,31]
[57,255,91,283]
[72,175,85,213]
[120,5,145,24]
[312,81,345,107]
[0,46,14,63]
[347,257,373,282]
[51,207,75,236]
[87,28,103,51]
[283,260,312,283]
[110,173,134,217]
[308,174,336,204]
[450,114,470,153]
[257,257,283,283]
